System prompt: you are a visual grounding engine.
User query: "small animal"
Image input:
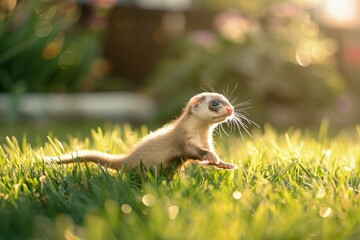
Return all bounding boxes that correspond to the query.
[44,92,255,174]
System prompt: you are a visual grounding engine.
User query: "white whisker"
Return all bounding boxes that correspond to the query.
[208,83,216,93]
[235,113,251,126]
[231,97,238,105]
[214,125,221,138]
[234,119,245,141]
[201,83,216,93]
[234,107,252,114]
[229,83,238,99]
[221,123,230,136]
[228,121,235,135]
[233,100,253,109]
[222,88,227,98]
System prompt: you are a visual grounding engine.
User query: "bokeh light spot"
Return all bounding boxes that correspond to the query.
[35,21,53,37]
[121,204,132,214]
[142,194,157,207]
[295,50,311,67]
[319,207,332,218]
[233,191,242,200]
[167,205,179,220]
[58,50,77,68]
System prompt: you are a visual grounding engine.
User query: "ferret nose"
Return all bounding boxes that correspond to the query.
[226,107,234,115]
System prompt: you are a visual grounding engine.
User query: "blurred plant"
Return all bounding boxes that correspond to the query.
[1,0,79,93]
[148,1,345,128]
[0,0,118,121]
[0,0,118,94]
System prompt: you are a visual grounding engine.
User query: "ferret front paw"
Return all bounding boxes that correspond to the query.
[211,162,239,170]
[202,152,221,164]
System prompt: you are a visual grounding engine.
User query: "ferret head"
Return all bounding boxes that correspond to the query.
[189,93,234,124]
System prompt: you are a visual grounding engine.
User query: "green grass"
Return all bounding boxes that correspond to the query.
[1,122,360,239]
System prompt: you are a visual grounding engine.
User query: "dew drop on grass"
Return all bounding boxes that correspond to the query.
[121,204,132,214]
[319,207,332,218]
[233,191,242,200]
[14,183,20,193]
[167,205,179,220]
[2,194,9,200]
[343,166,353,172]
[248,146,259,156]
[323,149,332,158]
[39,175,46,184]
[316,188,325,199]
[142,194,157,207]
[343,156,356,172]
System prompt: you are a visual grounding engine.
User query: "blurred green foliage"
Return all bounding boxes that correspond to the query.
[0,0,101,93]
[148,1,345,127]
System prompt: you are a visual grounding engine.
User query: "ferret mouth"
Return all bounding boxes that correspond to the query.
[212,114,232,122]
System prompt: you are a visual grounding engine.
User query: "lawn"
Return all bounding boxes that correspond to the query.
[1,122,360,239]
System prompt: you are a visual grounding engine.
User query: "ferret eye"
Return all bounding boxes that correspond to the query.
[210,100,220,107]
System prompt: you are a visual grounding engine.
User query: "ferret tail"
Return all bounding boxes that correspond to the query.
[44,150,126,170]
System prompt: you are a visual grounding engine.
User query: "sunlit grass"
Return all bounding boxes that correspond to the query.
[1,123,360,239]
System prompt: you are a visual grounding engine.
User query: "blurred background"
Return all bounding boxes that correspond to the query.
[0,0,359,141]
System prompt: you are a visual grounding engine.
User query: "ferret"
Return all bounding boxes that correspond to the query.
[44,92,253,174]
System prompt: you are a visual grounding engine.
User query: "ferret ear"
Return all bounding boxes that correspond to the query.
[189,95,205,108]
[190,96,201,107]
